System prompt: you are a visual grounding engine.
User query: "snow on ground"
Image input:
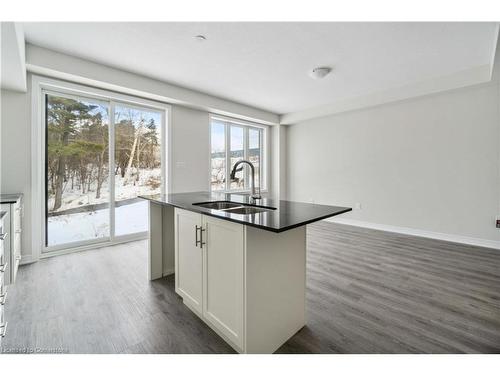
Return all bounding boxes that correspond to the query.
[48,168,161,213]
[47,201,148,246]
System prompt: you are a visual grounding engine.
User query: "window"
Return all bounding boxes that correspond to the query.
[210,116,266,192]
[38,78,169,251]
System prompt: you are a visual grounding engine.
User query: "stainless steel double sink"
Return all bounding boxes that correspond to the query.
[193,201,276,215]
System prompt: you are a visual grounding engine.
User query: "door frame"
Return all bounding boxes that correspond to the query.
[31,75,172,260]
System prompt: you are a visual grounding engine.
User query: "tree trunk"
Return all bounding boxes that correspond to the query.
[123,131,139,185]
[80,164,86,194]
[87,169,92,192]
[53,131,69,211]
[95,149,106,199]
[135,135,141,182]
[53,157,65,211]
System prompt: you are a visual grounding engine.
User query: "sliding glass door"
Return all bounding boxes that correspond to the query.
[113,104,162,236]
[45,91,166,251]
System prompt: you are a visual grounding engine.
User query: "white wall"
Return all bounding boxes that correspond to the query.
[270,124,287,200]
[286,81,500,245]
[170,106,210,193]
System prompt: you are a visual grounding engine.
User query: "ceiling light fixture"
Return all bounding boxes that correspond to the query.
[194,35,207,41]
[309,66,332,79]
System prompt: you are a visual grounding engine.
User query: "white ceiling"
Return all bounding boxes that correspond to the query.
[22,22,498,115]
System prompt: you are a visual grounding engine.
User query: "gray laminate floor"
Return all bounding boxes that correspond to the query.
[2,222,500,353]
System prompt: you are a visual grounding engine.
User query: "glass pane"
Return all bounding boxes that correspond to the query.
[114,104,162,236]
[249,128,261,189]
[230,126,245,189]
[46,94,110,246]
[210,121,226,191]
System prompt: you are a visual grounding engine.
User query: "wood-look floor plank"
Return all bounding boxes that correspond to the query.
[1,222,499,353]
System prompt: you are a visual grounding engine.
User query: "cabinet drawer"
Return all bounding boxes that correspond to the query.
[0,286,6,307]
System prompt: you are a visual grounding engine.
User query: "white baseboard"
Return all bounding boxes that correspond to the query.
[325,217,500,250]
[19,254,35,265]
[163,267,174,276]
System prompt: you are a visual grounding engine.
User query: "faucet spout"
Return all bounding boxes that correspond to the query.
[230,160,261,200]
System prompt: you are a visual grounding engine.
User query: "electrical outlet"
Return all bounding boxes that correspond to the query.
[355,202,362,210]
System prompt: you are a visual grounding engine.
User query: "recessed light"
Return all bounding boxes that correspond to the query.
[194,35,207,41]
[309,66,332,79]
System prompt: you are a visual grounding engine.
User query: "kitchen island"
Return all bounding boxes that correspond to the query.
[140,192,351,353]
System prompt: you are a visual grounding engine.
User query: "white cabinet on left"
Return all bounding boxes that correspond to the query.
[1,194,22,344]
[0,195,23,286]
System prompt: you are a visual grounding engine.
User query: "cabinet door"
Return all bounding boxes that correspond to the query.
[203,215,244,349]
[174,209,203,315]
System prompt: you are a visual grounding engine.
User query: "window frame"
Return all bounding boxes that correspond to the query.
[209,114,268,193]
[31,75,172,258]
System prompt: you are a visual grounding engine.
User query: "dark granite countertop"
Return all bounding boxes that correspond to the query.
[0,193,23,204]
[139,191,351,233]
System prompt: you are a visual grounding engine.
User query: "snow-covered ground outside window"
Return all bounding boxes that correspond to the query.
[47,200,148,246]
[47,168,161,246]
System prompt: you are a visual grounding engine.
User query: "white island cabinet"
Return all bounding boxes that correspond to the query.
[143,192,351,354]
[173,208,305,353]
[175,209,245,349]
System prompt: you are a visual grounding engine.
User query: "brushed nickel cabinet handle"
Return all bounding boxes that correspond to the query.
[200,227,206,249]
[195,225,201,247]
[195,225,203,248]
